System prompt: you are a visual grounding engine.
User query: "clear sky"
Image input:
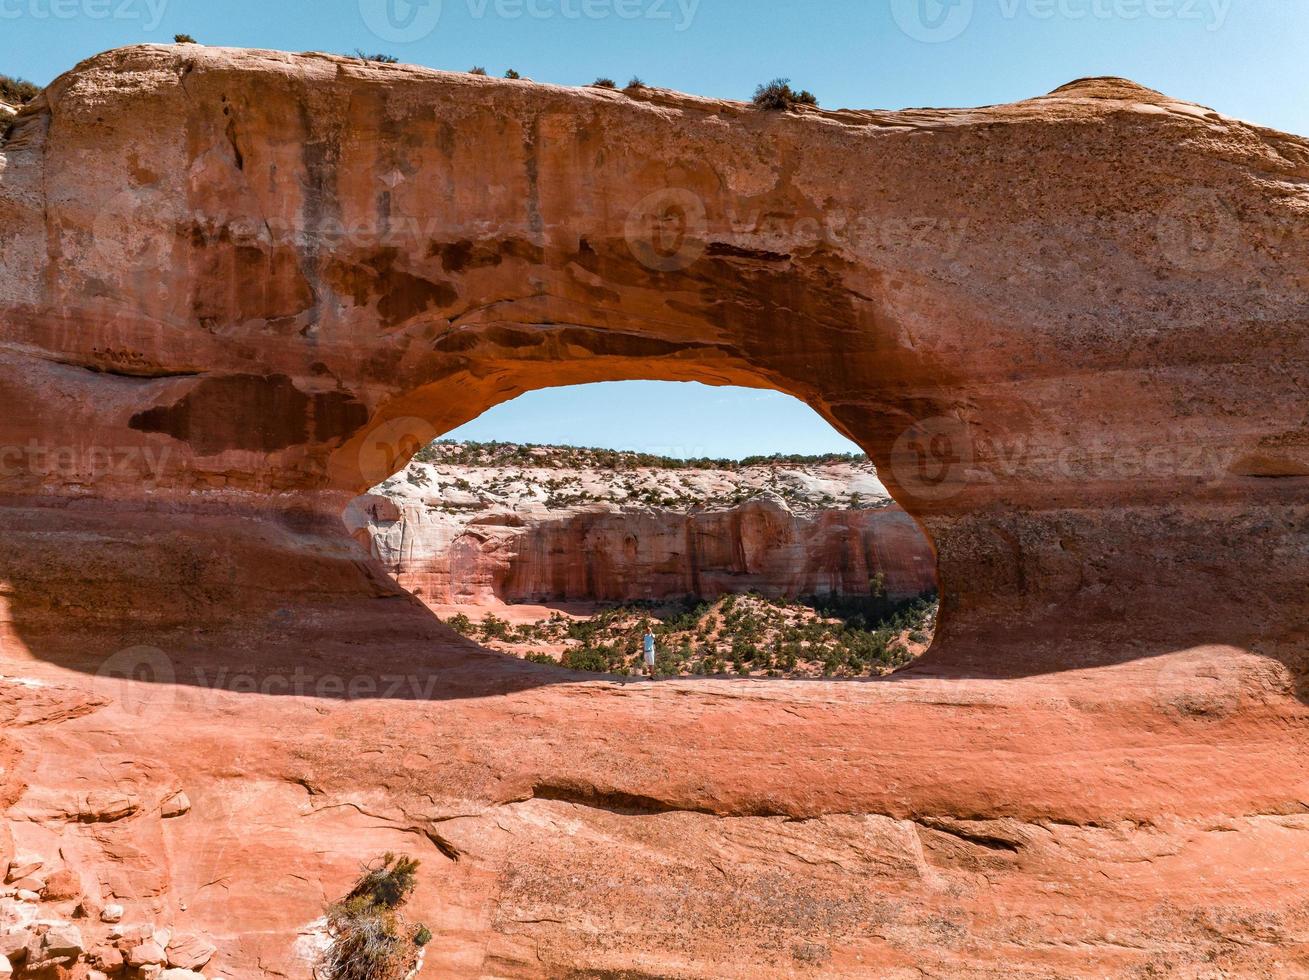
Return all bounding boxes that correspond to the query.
[5,0,1303,457]
[443,382,863,457]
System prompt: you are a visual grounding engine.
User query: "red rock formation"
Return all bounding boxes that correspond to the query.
[1,45,1308,977]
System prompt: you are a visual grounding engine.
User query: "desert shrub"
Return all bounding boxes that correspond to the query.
[469,66,488,75]
[174,33,197,43]
[355,50,399,64]
[592,77,616,88]
[752,78,818,111]
[561,647,611,673]
[625,77,645,91]
[0,74,40,106]
[320,853,428,980]
[479,614,512,641]
[504,69,521,79]
[444,613,474,636]
[345,852,420,907]
[525,652,556,665]
[411,438,868,473]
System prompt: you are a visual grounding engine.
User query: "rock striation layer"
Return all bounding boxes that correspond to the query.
[1,45,1308,978]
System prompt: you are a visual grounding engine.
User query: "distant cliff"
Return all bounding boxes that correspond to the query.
[346,442,937,606]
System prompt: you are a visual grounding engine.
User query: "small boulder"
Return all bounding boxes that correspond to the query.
[140,966,163,980]
[14,891,38,903]
[0,931,29,961]
[160,970,205,980]
[115,924,154,947]
[22,935,41,968]
[8,877,42,893]
[160,792,191,818]
[100,903,124,924]
[41,923,84,959]
[127,940,166,967]
[88,971,108,980]
[0,953,11,978]
[40,869,81,901]
[90,943,124,971]
[4,862,41,884]
[166,933,215,970]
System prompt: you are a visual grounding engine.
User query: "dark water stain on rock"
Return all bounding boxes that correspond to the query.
[130,374,368,455]
[325,248,459,327]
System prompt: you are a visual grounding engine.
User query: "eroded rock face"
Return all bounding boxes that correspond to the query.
[1,45,1308,978]
[347,451,938,605]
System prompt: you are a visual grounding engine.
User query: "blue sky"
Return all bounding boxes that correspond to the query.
[5,0,1303,457]
[443,382,863,457]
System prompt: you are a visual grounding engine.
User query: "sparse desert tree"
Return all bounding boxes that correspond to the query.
[752,78,818,111]
[0,74,39,106]
[319,853,431,980]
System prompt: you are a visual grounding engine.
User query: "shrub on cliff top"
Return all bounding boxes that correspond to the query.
[752,78,818,111]
[469,66,488,75]
[0,74,40,106]
[173,33,197,43]
[320,853,429,980]
[592,77,617,89]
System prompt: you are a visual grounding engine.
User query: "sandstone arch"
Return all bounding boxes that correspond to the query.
[4,46,1305,669]
[2,46,1309,976]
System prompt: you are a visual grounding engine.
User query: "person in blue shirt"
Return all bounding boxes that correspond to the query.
[642,626,657,679]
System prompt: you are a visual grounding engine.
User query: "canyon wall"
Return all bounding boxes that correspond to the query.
[352,494,936,606]
[1,45,1308,978]
[347,450,938,606]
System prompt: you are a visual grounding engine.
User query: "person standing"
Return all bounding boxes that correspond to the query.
[642,627,657,679]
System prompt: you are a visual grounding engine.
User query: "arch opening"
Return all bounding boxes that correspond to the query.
[344,381,940,680]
